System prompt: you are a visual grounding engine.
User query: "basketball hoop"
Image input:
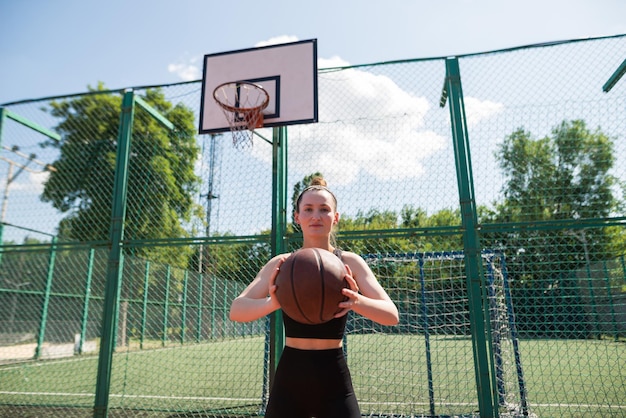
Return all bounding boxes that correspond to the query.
[213,81,270,149]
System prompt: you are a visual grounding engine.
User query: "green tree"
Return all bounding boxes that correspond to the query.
[492,119,618,257]
[41,83,201,267]
[495,120,617,223]
[401,205,463,251]
[490,119,620,338]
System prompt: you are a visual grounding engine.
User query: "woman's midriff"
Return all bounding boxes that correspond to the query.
[285,337,343,350]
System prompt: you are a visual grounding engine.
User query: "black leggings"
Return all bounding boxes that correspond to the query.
[264,346,360,418]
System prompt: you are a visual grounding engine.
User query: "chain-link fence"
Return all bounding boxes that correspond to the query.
[1,34,625,417]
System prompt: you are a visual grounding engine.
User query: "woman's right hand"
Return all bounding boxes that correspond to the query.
[268,257,286,310]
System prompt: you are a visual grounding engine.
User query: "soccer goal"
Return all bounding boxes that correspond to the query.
[483,251,530,417]
[358,250,530,417]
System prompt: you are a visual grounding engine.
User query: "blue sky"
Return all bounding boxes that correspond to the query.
[1,0,625,105]
[0,0,625,241]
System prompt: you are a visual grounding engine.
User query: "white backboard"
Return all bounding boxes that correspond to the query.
[199,39,318,134]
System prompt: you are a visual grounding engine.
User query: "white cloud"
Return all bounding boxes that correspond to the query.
[250,66,449,185]
[167,61,201,82]
[0,170,51,194]
[463,97,504,126]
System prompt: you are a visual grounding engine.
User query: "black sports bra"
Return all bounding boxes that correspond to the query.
[282,249,348,340]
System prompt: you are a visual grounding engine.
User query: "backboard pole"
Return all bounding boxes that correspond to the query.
[269,126,287,397]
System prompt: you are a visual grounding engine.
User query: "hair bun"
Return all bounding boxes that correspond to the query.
[309,176,327,187]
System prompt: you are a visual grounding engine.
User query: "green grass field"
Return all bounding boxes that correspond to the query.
[0,334,624,417]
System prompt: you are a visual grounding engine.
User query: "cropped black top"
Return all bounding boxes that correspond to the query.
[283,311,348,340]
[282,249,348,340]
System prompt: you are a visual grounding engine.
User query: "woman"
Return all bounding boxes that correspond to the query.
[229,177,399,418]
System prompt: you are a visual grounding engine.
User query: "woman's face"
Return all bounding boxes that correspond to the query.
[295,189,338,237]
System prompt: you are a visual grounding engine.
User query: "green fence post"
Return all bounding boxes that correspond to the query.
[94,90,135,418]
[621,255,626,287]
[181,270,189,344]
[0,108,60,261]
[162,265,171,346]
[211,276,217,339]
[602,260,618,341]
[79,248,95,354]
[140,261,150,350]
[441,57,497,417]
[197,273,203,342]
[34,237,57,359]
[269,126,288,387]
[223,279,228,335]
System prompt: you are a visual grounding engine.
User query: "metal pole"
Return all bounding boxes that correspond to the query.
[196,273,203,342]
[268,126,287,397]
[140,261,150,350]
[93,90,135,418]
[181,270,189,344]
[0,107,60,257]
[162,266,171,346]
[442,57,497,417]
[0,163,14,246]
[35,237,57,359]
[79,248,95,354]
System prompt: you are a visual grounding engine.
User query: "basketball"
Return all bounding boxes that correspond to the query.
[275,248,348,324]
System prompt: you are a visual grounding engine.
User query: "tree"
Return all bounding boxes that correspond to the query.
[401,205,463,252]
[492,119,618,258]
[339,208,401,255]
[41,83,201,267]
[495,120,617,223]
[490,119,620,338]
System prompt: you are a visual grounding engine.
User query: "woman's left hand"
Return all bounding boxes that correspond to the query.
[335,264,360,318]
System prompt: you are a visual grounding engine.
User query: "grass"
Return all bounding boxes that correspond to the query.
[0,334,624,417]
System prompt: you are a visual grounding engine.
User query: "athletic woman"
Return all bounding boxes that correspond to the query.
[229,176,399,418]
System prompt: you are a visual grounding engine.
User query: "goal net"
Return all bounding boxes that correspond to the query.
[348,250,531,417]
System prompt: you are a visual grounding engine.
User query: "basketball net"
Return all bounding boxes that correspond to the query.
[213,82,270,150]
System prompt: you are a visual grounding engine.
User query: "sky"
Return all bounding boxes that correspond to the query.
[0,0,625,240]
[1,0,626,105]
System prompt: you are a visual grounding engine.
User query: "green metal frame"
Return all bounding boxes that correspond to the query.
[93,90,176,418]
[140,261,150,350]
[181,270,189,343]
[441,57,497,417]
[0,108,61,261]
[602,56,626,92]
[211,275,218,339]
[162,265,172,346]
[34,237,57,359]
[269,126,288,391]
[79,248,95,354]
[196,272,203,342]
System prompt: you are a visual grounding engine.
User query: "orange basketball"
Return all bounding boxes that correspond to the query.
[275,248,348,324]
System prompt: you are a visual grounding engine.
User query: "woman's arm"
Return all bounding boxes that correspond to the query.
[229,255,286,322]
[336,252,399,326]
